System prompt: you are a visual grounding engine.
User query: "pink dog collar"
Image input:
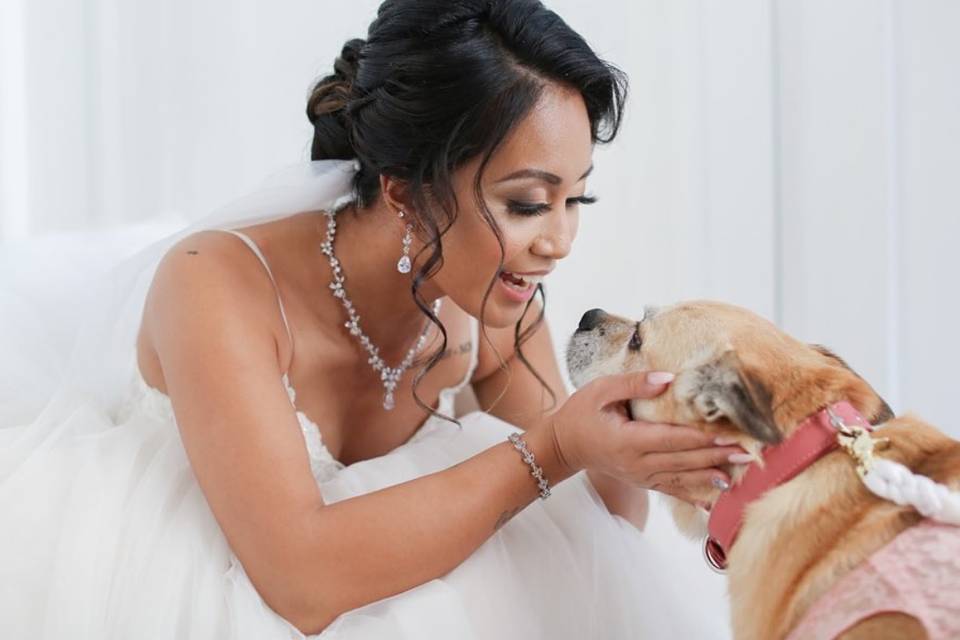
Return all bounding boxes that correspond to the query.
[704,401,873,571]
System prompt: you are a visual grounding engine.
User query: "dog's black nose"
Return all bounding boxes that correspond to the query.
[577,308,607,332]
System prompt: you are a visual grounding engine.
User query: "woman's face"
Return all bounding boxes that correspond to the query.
[437,82,596,328]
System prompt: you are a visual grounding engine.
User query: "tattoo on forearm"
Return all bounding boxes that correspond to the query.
[493,505,523,532]
[186,250,199,255]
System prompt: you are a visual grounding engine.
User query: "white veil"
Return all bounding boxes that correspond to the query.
[0,158,361,479]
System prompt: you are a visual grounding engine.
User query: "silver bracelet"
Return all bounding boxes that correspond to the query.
[507,432,551,500]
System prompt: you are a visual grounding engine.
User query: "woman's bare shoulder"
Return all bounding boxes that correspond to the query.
[137,229,288,392]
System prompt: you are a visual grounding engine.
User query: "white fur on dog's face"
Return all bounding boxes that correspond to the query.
[566,305,660,389]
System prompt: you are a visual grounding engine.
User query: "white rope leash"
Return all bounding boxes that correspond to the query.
[825,406,960,526]
[862,459,960,526]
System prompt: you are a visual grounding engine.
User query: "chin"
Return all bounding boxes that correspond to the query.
[451,285,537,330]
[473,305,522,330]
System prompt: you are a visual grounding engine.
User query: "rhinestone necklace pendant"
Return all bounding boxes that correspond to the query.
[323,210,441,411]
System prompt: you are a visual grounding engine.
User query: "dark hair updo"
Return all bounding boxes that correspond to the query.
[306,0,628,423]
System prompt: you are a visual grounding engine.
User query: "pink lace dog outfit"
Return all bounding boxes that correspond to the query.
[786,519,960,640]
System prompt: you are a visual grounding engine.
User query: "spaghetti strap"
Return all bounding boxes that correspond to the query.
[216,229,294,363]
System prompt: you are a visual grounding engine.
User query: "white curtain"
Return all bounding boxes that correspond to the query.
[2,0,958,427]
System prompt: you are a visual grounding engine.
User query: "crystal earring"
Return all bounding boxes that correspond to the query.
[397,210,413,274]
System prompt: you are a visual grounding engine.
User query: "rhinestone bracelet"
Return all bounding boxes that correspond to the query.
[507,432,551,500]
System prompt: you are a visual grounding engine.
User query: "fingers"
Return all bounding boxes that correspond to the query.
[622,421,717,452]
[642,446,746,474]
[647,469,731,499]
[595,369,675,404]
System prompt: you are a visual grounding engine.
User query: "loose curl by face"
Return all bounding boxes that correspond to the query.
[306,0,628,424]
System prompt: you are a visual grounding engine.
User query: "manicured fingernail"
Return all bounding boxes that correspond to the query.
[728,453,754,464]
[712,477,730,491]
[646,371,675,385]
[714,436,740,446]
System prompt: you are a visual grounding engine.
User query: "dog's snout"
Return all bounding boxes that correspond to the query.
[577,308,607,333]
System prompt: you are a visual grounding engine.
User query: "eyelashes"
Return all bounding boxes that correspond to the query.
[506,194,598,217]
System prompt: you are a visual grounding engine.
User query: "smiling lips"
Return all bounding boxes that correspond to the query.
[500,271,545,290]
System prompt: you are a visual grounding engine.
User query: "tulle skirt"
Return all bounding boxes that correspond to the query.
[0,396,730,639]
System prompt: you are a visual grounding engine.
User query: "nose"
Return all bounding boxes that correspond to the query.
[532,211,574,260]
[577,308,607,332]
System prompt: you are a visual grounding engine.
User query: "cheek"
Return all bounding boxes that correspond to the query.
[478,214,538,269]
[501,229,535,263]
[439,212,512,291]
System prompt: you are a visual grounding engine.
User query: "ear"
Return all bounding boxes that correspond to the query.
[688,350,782,444]
[809,344,895,423]
[379,174,421,228]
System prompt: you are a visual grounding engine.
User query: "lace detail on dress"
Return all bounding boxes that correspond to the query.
[122,362,176,425]
[282,372,346,483]
[786,519,960,640]
[283,313,480,483]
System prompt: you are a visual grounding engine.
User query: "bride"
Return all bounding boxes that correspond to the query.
[0,1,744,637]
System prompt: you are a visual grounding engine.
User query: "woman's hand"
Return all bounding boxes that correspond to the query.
[549,370,743,504]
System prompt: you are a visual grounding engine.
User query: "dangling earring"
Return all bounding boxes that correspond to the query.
[397,210,413,274]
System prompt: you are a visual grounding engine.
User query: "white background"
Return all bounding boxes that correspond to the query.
[2,1,958,634]
[3,0,956,434]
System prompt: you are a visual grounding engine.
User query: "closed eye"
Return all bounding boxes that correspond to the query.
[507,194,598,217]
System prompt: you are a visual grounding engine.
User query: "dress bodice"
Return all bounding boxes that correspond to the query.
[127,313,478,485]
[277,326,478,482]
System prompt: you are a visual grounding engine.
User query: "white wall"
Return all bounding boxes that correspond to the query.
[1,0,957,428]
[543,0,960,441]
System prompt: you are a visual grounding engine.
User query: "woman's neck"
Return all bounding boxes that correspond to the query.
[292,203,446,362]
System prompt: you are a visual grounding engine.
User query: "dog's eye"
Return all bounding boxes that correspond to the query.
[628,325,642,351]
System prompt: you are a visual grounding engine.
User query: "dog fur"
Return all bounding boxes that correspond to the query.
[565,301,960,640]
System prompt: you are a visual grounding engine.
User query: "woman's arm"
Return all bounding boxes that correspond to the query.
[297,422,574,632]
[146,238,577,635]
[470,298,650,530]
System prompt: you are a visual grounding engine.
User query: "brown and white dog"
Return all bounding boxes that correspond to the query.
[565,301,960,640]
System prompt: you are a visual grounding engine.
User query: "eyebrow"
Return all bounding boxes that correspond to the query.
[495,164,594,185]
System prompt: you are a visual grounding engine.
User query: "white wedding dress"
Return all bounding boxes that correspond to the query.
[0,161,729,639]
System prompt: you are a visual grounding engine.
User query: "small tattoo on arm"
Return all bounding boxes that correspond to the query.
[438,341,472,360]
[493,505,523,532]
[186,250,199,255]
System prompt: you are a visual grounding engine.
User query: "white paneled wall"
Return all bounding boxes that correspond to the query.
[896,2,960,433]
[775,0,900,409]
[770,0,959,433]
[544,0,959,438]
[1,0,957,435]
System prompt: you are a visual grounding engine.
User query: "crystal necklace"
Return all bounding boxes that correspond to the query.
[319,210,442,410]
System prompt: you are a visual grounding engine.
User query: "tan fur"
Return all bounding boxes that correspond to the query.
[836,612,928,640]
[564,301,960,639]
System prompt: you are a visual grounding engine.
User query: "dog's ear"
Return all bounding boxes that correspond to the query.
[808,343,895,423]
[688,350,782,444]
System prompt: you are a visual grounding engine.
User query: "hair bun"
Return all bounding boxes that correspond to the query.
[306,37,366,128]
[335,38,365,84]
